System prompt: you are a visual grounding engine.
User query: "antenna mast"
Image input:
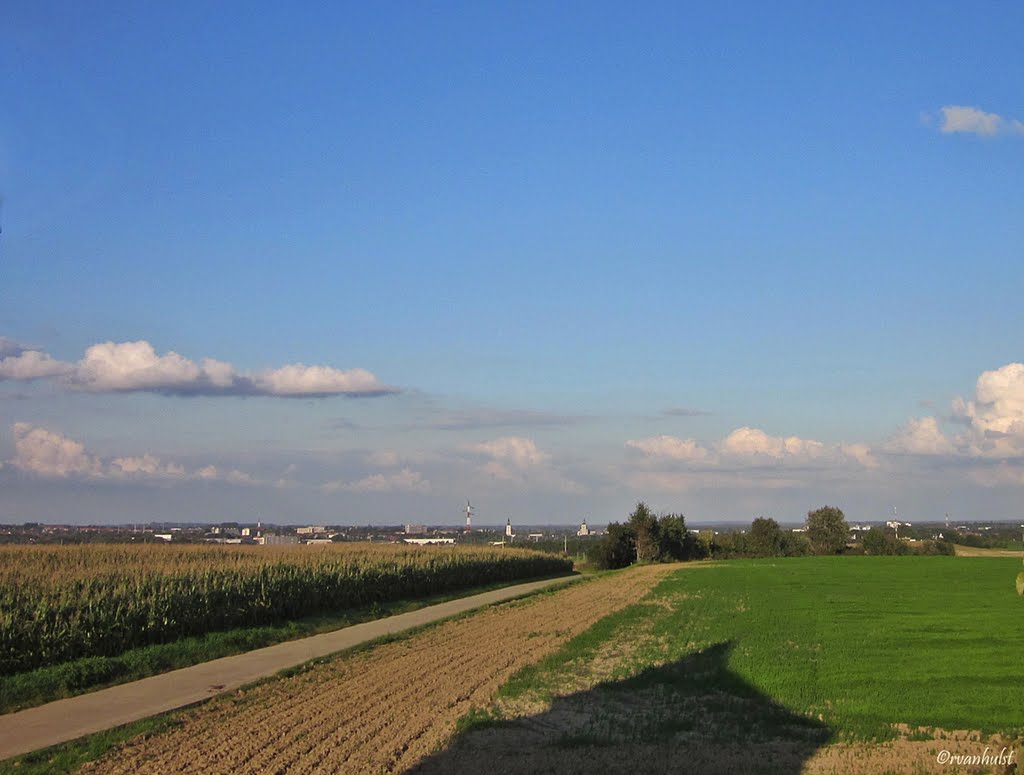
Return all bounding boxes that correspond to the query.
[465,500,473,533]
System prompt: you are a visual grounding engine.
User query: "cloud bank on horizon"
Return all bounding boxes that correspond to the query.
[7,362,1024,505]
[0,337,397,398]
[7,422,259,485]
[623,361,1024,493]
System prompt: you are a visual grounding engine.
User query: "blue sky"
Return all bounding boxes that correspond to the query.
[2,2,1023,525]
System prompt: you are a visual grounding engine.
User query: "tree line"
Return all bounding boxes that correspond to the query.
[587,503,953,569]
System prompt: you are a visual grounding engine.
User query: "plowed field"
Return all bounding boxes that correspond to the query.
[81,564,671,775]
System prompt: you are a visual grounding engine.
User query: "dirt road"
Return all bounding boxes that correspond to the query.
[79,564,671,775]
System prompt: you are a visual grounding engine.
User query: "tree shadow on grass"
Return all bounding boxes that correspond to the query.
[410,641,832,775]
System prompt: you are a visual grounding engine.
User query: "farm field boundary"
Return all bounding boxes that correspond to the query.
[0,574,578,763]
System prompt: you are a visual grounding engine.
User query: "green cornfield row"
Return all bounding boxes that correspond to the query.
[0,543,572,675]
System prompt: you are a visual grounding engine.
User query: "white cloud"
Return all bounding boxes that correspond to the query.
[109,454,187,479]
[626,435,709,461]
[322,467,430,494]
[0,337,397,398]
[884,417,955,455]
[720,427,833,461]
[0,350,73,380]
[937,105,1024,137]
[11,422,103,478]
[191,464,259,486]
[952,362,1024,457]
[469,436,582,493]
[472,436,551,467]
[7,423,260,485]
[72,341,203,391]
[626,425,876,475]
[253,364,389,397]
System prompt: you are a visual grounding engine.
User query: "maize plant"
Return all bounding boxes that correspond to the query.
[0,543,571,675]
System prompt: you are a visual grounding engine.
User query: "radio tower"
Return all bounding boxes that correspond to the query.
[465,500,474,533]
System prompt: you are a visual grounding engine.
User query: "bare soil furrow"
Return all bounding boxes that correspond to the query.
[82,565,669,775]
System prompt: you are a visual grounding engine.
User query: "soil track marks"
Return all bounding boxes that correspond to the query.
[81,564,670,775]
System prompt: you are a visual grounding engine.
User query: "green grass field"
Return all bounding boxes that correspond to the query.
[493,556,1024,737]
[669,557,1022,736]
[414,557,1023,773]
[507,557,1024,739]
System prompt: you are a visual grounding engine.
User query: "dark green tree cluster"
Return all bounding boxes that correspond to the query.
[861,527,954,556]
[587,502,705,570]
[861,527,907,555]
[708,517,810,559]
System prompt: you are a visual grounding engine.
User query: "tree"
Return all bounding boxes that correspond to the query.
[628,502,661,562]
[779,530,811,556]
[587,522,636,570]
[749,517,784,557]
[805,506,849,555]
[861,527,888,555]
[658,513,704,561]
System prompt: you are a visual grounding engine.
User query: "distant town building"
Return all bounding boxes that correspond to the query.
[577,520,590,537]
[259,533,299,545]
[296,526,326,535]
[403,537,456,545]
[404,524,428,535]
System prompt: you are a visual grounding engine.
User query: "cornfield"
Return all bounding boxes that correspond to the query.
[0,543,572,675]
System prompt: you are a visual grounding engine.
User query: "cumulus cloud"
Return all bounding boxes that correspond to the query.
[469,436,582,493]
[625,428,876,478]
[720,427,826,460]
[472,436,551,468]
[952,362,1024,457]
[0,339,73,381]
[884,416,956,455]
[253,364,388,397]
[322,468,430,494]
[7,423,259,484]
[936,105,1024,137]
[839,443,878,469]
[109,454,187,479]
[72,341,204,392]
[0,337,397,398]
[11,422,103,478]
[626,435,709,461]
